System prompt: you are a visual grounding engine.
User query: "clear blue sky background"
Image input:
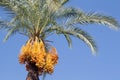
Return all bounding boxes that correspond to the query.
[0,0,120,80]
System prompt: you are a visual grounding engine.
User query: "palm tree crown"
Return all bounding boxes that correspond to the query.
[0,0,120,80]
[0,0,119,53]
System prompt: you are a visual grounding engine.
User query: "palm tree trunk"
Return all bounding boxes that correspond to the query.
[26,63,39,80]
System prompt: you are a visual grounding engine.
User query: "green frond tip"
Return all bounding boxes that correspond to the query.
[3,26,17,42]
[68,27,98,55]
[3,30,13,42]
[61,0,69,5]
[74,28,98,55]
[67,12,120,30]
[86,13,120,30]
[64,34,72,48]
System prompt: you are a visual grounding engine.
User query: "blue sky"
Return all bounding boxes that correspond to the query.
[0,0,120,80]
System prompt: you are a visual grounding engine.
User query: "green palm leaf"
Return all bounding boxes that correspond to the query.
[64,34,72,48]
[67,12,120,30]
[45,25,97,54]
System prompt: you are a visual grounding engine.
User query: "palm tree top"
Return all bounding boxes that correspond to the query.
[0,0,120,54]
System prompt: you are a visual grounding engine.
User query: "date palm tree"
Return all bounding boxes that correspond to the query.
[0,0,119,80]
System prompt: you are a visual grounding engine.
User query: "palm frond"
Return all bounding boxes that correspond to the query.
[55,7,120,30]
[0,15,33,41]
[0,0,15,12]
[3,25,17,42]
[61,0,69,5]
[46,0,69,13]
[67,12,120,30]
[55,7,82,18]
[0,20,7,29]
[45,25,97,54]
[0,0,8,6]
[64,34,72,48]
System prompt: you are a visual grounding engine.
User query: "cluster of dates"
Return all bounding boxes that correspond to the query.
[19,37,58,74]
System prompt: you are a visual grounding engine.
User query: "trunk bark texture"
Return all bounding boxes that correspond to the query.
[26,63,39,80]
